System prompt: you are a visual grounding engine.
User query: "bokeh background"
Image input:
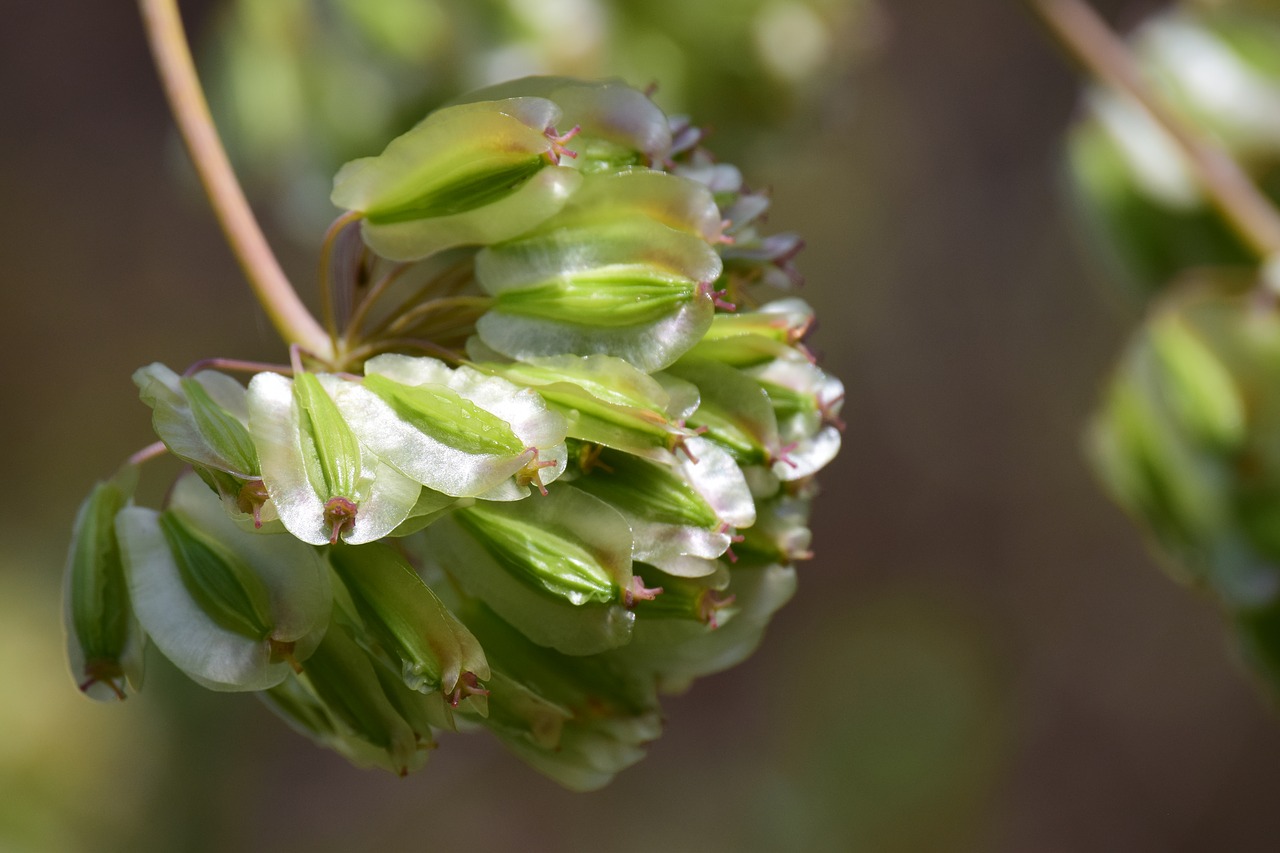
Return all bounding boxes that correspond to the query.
[8,0,1280,850]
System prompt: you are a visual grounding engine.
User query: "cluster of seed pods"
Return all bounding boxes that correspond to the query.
[64,78,843,789]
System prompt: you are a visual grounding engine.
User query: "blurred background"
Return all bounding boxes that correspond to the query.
[9,0,1280,850]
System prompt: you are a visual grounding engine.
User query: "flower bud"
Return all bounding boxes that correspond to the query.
[332,98,583,261]
[115,473,331,691]
[63,465,144,702]
[248,371,420,545]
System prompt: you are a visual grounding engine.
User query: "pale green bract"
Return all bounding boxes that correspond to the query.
[247,371,421,545]
[116,473,331,692]
[335,354,568,501]
[331,97,583,261]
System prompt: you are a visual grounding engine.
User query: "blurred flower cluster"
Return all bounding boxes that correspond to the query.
[1069,3,1280,692]
[1068,1,1280,296]
[201,0,884,235]
[65,78,842,788]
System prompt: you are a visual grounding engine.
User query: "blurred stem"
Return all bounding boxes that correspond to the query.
[138,0,333,360]
[1031,0,1280,260]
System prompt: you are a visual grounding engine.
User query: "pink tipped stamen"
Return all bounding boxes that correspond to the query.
[698,590,736,629]
[449,671,490,707]
[624,576,664,608]
[544,125,581,165]
[517,447,557,496]
[717,221,736,245]
[719,524,745,563]
[671,422,710,463]
[771,442,800,470]
[698,280,737,312]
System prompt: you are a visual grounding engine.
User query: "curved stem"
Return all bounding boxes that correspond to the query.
[384,295,493,337]
[369,258,477,337]
[342,262,411,348]
[344,337,465,366]
[183,357,294,377]
[137,0,333,359]
[318,211,363,349]
[1030,0,1280,260]
[127,441,170,467]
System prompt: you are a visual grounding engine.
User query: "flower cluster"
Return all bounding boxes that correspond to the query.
[64,78,842,788]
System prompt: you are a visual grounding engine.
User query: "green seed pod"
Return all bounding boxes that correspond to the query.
[571,440,755,578]
[331,354,568,501]
[328,541,490,697]
[248,371,420,545]
[629,565,738,628]
[332,98,583,261]
[475,213,722,372]
[733,492,815,566]
[135,364,274,527]
[115,473,331,691]
[479,354,699,460]
[667,357,782,468]
[453,598,661,791]
[263,616,425,776]
[546,169,725,244]
[423,485,635,654]
[616,560,798,694]
[747,358,844,481]
[686,299,816,368]
[63,465,144,702]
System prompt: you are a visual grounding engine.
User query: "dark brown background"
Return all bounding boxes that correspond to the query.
[5,0,1280,849]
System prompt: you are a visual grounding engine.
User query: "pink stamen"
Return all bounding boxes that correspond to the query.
[697,590,736,629]
[623,576,664,608]
[771,442,800,470]
[699,281,737,312]
[517,447,557,496]
[449,671,490,707]
[544,125,581,165]
[670,421,710,462]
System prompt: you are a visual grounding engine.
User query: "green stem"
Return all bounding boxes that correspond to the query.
[137,0,333,359]
[1030,0,1280,260]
